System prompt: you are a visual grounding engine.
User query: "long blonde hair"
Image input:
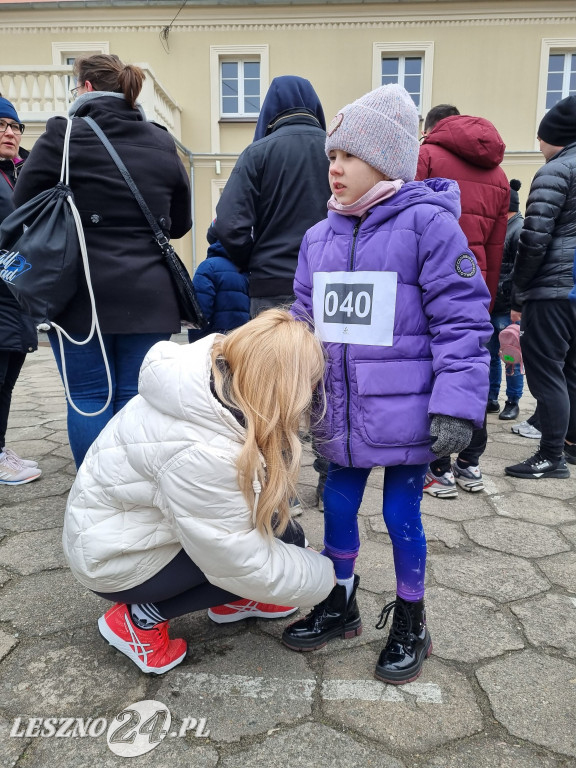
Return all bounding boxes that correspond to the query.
[211,309,325,537]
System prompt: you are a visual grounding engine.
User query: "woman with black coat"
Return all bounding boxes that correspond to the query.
[14,54,192,467]
[0,96,41,484]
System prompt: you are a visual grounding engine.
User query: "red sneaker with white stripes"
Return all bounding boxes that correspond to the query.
[98,603,187,674]
[207,599,298,624]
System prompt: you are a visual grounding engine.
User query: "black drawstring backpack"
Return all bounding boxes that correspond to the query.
[0,118,80,326]
[0,118,113,417]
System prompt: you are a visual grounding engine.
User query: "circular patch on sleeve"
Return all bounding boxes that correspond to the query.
[455,253,477,278]
[327,113,344,136]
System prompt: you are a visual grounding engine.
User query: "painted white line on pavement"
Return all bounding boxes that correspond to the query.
[491,493,511,515]
[176,673,442,703]
[482,476,500,496]
[179,673,316,700]
[322,680,442,704]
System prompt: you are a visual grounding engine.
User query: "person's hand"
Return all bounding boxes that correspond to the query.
[510,310,522,323]
[430,415,474,456]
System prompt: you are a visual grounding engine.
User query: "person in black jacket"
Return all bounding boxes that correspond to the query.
[212,75,331,317]
[212,76,331,510]
[14,55,192,468]
[486,179,524,421]
[0,96,41,484]
[506,95,576,479]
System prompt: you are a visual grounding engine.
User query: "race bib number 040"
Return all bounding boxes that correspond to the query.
[313,271,397,346]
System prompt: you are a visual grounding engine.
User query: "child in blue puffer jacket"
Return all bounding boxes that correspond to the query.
[282,84,492,684]
[188,234,250,343]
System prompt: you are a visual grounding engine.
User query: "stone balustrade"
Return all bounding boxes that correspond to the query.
[0,63,181,139]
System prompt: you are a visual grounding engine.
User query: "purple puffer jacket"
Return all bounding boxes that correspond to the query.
[292,178,492,468]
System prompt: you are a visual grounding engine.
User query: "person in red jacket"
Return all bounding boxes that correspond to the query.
[417,104,509,499]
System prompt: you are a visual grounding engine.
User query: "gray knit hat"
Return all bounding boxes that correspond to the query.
[325,84,420,182]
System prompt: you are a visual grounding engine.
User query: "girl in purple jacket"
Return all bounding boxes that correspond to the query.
[283,84,492,684]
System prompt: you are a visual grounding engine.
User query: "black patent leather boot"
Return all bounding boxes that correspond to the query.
[281,574,362,651]
[374,596,432,685]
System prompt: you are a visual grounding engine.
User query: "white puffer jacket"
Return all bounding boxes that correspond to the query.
[63,335,334,608]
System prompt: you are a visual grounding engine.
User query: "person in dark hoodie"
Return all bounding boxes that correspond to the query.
[0,96,41,484]
[417,104,509,499]
[187,228,250,343]
[212,75,331,317]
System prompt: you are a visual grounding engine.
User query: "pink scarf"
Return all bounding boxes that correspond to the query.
[327,179,404,217]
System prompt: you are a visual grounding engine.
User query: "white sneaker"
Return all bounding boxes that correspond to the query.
[511,421,542,439]
[0,451,42,485]
[2,447,39,468]
[452,461,484,492]
[423,469,458,498]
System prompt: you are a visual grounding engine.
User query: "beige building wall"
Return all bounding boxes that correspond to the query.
[0,0,575,268]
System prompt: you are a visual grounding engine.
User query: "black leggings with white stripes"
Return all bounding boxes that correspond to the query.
[94,518,306,620]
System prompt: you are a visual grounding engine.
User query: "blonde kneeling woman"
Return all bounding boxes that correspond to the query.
[62,309,335,674]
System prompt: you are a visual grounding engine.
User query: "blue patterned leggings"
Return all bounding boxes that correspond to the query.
[323,463,427,601]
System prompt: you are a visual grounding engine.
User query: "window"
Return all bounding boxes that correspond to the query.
[372,42,434,119]
[381,55,423,112]
[210,45,269,153]
[221,60,260,117]
[537,39,576,147]
[52,42,110,103]
[546,51,576,109]
[51,42,110,66]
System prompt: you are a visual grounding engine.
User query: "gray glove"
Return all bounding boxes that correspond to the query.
[429,415,474,457]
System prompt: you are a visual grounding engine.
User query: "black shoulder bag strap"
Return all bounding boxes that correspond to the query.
[81,115,205,329]
[81,115,169,249]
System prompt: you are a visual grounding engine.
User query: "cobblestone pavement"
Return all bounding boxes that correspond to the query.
[1,339,575,767]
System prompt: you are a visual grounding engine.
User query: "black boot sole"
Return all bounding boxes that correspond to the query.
[282,619,362,651]
[498,411,519,421]
[374,635,433,685]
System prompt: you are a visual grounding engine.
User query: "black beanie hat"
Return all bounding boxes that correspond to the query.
[537,95,576,147]
[509,179,521,212]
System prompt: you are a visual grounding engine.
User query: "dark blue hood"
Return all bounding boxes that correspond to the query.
[253,76,326,141]
[206,240,229,260]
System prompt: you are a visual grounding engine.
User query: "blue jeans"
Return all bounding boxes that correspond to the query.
[488,313,523,402]
[49,332,169,468]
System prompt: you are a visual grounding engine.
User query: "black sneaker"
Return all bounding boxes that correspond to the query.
[564,442,576,466]
[499,400,519,421]
[486,399,500,414]
[505,451,570,479]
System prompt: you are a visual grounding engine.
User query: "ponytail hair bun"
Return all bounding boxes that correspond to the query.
[73,54,145,109]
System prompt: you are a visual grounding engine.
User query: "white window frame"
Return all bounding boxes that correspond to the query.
[52,42,110,103]
[537,39,576,148]
[220,59,261,119]
[210,45,269,153]
[211,178,228,219]
[372,42,434,119]
[51,42,110,65]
